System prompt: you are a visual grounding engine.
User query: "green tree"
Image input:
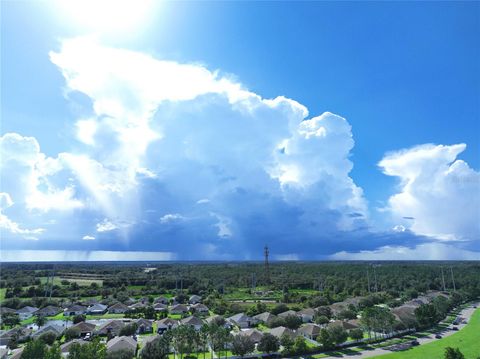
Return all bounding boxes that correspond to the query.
[21,340,62,359]
[231,335,255,358]
[106,349,134,359]
[315,315,329,326]
[292,336,308,355]
[38,331,57,345]
[349,328,364,342]
[257,333,279,354]
[280,333,294,353]
[444,347,465,359]
[73,315,86,324]
[64,327,81,341]
[328,325,348,345]
[119,322,138,336]
[283,314,302,330]
[140,336,169,359]
[34,315,46,327]
[2,312,20,327]
[415,304,438,328]
[317,329,334,350]
[67,339,106,359]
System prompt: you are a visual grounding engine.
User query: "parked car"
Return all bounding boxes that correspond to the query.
[411,340,420,346]
[435,334,442,339]
[452,326,459,331]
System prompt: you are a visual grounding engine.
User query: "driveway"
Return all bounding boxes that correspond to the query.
[320,302,479,359]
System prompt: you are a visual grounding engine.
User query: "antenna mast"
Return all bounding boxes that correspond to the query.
[264,245,270,284]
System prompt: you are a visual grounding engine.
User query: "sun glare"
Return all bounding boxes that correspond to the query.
[56,0,154,35]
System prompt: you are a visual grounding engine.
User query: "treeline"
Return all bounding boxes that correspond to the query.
[1,262,479,303]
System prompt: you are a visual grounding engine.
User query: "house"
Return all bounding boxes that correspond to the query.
[153,303,167,312]
[108,302,129,314]
[328,320,359,331]
[154,297,169,305]
[106,336,137,355]
[189,295,202,304]
[123,298,137,306]
[83,298,100,306]
[64,305,87,317]
[69,321,96,337]
[0,347,7,359]
[297,308,316,323]
[278,310,298,319]
[191,303,209,315]
[269,326,296,339]
[206,315,231,329]
[9,347,24,359]
[0,307,15,315]
[237,328,264,343]
[35,305,62,317]
[253,312,277,325]
[140,335,160,356]
[129,302,147,310]
[328,303,348,317]
[297,324,321,340]
[0,327,32,346]
[138,297,150,305]
[156,318,178,334]
[32,324,63,339]
[227,313,254,328]
[180,316,204,331]
[87,303,107,315]
[95,320,125,336]
[135,318,153,334]
[170,304,189,315]
[16,306,38,320]
[392,305,417,328]
[60,339,88,354]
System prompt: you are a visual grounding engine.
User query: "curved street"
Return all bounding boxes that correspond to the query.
[320,302,479,359]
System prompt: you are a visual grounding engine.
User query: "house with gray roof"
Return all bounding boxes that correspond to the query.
[64,305,87,316]
[36,305,62,317]
[297,323,321,340]
[135,318,153,334]
[32,324,63,339]
[87,303,107,315]
[108,302,129,314]
[156,318,178,334]
[253,312,277,325]
[95,320,125,336]
[269,326,296,339]
[60,339,88,354]
[227,313,254,328]
[106,336,137,355]
[170,304,189,315]
[16,306,38,320]
[297,308,316,323]
[237,328,264,343]
[181,316,204,331]
[189,295,202,304]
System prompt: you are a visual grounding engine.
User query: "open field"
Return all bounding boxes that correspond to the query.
[40,276,103,286]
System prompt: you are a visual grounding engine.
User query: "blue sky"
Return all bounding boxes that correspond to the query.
[1,1,479,261]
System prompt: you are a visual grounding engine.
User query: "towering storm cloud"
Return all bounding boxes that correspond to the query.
[1,37,479,260]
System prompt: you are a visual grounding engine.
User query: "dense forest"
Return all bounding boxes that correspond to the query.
[1,261,479,309]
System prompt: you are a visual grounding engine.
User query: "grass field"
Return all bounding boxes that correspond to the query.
[0,288,6,301]
[40,276,103,286]
[374,307,480,359]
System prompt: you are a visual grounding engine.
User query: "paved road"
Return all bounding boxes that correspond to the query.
[321,302,479,359]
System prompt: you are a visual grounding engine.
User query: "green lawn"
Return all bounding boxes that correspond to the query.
[40,276,103,286]
[0,288,6,301]
[374,307,480,359]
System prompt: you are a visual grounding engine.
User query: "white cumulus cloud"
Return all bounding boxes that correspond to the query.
[379,143,480,241]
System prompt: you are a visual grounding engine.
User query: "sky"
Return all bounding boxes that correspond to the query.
[1,1,479,261]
